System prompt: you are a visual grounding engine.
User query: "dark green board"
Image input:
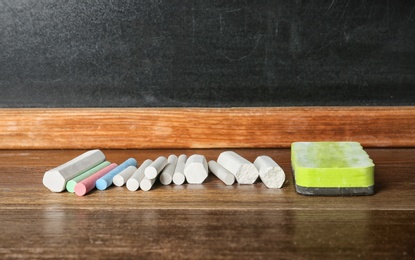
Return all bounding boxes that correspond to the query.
[1,0,414,107]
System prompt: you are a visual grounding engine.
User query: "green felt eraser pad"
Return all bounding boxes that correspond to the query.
[291,142,375,196]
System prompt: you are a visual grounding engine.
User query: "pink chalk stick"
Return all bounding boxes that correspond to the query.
[74,163,118,196]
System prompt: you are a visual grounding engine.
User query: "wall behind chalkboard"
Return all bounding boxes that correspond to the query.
[1,0,414,107]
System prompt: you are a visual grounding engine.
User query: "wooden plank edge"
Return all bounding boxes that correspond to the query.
[0,107,414,149]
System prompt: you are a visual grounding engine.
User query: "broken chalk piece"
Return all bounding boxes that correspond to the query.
[291,142,375,196]
[217,151,259,184]
[254,155,285,189]
[172,154,187,185]
[43,149,106,192]
[184,154,208,184]
[208,160,235,186]
[145,156,167,179]
[140,177,156,191]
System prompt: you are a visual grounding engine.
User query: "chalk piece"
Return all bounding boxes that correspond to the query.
[184,154,208,184]
[74,163,118,196]
[66,161,111,193]
[140,177,156,191]
[291,142,375,196]
[145,156,167,179]
[43,149,106,192]
[208,160,235,186]
[112,165,137,187]
[172,154,187,185]
[95,158,137,190]
[254,156,285,189]
[126,159,153,191]
[217,151,259,184]
[160,155,178,185]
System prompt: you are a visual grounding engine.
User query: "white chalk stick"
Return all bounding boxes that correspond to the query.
[184,154,208,184]
[43,149,106,192]
[254,155,285,188]
[217,151,259,184]
[208,160,235,186]
[159,155,178,185]
[126,159,153,191]
[112,165,137,187]
[145,156,167,179]
[140,177,156,191]
[172,154,187,185]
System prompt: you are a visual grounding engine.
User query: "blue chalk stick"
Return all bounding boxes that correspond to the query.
[95,158,137,190]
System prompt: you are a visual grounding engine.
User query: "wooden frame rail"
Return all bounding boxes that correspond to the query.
[0,107,414,149]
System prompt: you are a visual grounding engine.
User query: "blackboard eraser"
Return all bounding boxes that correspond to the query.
[291,142,375,196]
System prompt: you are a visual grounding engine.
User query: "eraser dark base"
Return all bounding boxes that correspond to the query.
[295,184,374,196]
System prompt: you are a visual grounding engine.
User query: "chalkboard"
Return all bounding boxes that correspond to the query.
[1,0,414,107]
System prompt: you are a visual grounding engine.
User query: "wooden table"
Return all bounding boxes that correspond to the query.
[0,148,414,259]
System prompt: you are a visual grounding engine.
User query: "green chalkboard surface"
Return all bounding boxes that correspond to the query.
[1,0,414,107]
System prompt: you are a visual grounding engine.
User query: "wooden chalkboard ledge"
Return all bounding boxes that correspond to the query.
[0,107,414,149]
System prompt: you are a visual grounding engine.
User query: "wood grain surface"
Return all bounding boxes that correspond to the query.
[0,149,414,259]
[1,107,414,149]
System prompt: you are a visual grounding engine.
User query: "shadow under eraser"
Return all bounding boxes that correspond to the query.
[291,142,375,196]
